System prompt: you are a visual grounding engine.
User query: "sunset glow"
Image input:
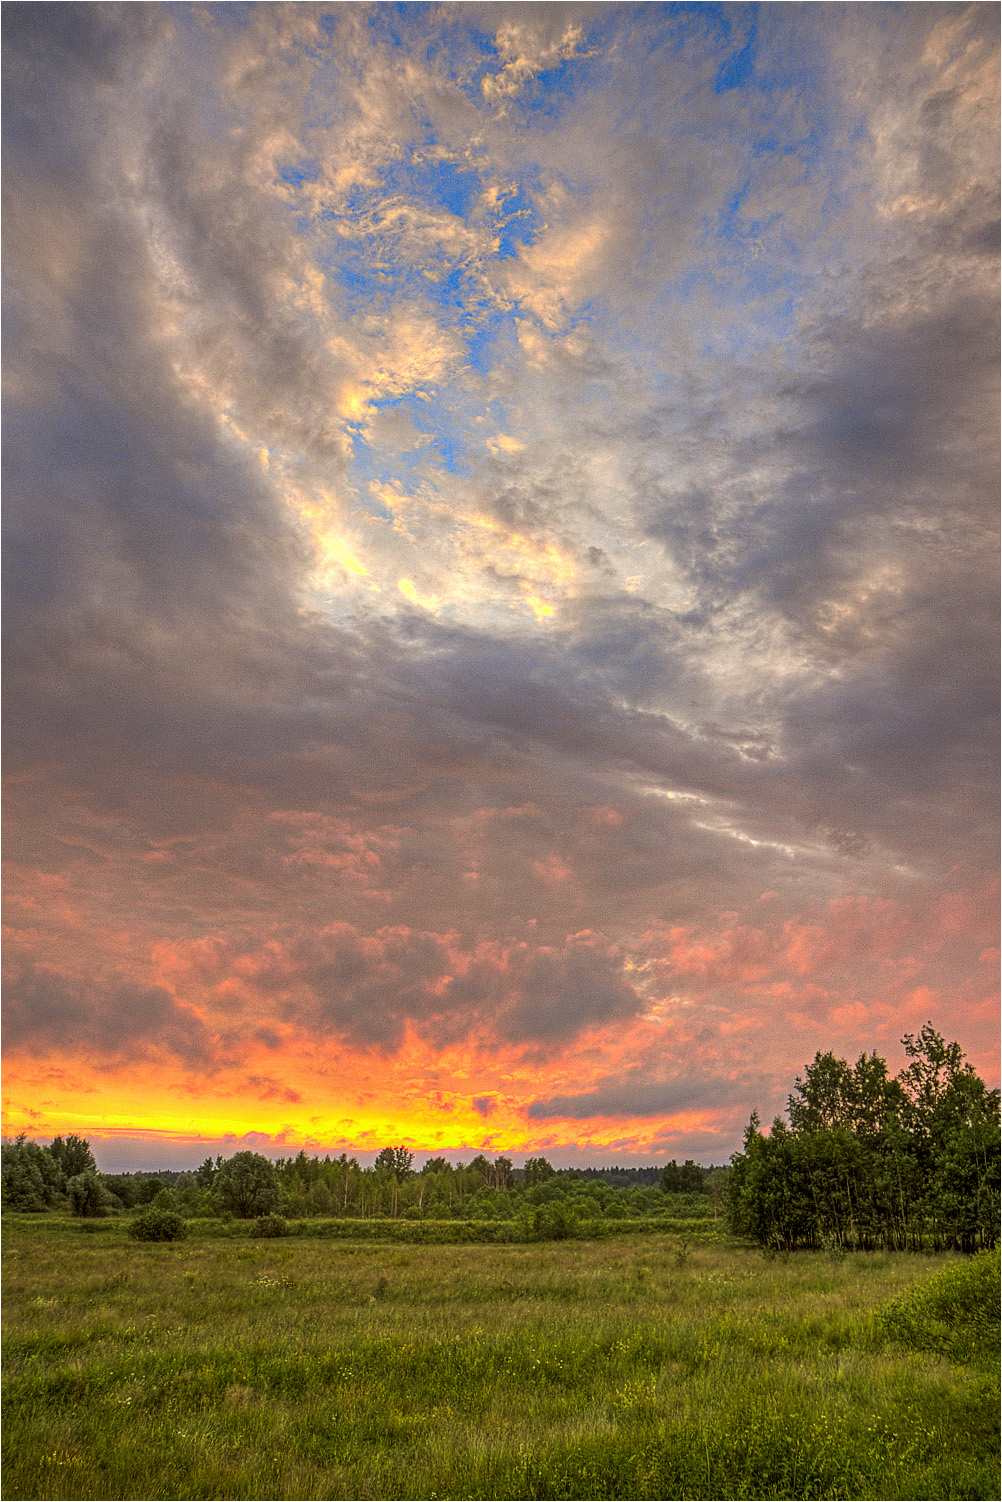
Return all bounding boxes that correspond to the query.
[4,3,998,1171]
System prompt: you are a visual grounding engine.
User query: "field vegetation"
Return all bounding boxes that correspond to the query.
[3,1027,997,1499]
[2,1216,998,1501]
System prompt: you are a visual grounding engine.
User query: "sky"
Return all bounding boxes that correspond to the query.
[3,2,999,1173]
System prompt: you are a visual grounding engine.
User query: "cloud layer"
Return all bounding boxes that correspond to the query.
[3,3,998,1166]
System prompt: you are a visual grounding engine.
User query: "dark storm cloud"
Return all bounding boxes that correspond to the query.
[770,296,998,864]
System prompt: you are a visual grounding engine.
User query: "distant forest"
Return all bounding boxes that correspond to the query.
[3,1026,997,1253]
[1,1133,721,1241]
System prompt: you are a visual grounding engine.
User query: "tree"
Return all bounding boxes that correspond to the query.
[373,1146,414,1181]
[100,1173,142,1208]
[468,1154,492,1183]
[47,1135,97,1181]
[728,1027,1000,1252]
[788,1051,903,1139]
[488,1156,514,1190]
[67,1170,113,1217]
[214,1151,280,1219]
[1,1136,64,1211]
[660,1160,683,1193]
[680,1160,705,1192]
[660,1159,704,1193]
[194,1155,223,1189]
[523,1156,555,1187]
[898,1024,968,1123]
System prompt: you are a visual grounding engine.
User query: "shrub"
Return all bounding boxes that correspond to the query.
[252,1213,291,1237]
[532,1200,579,1240]
[128,1207,189,1242]
[878,1249,1000,1359]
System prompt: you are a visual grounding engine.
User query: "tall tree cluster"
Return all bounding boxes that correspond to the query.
[727,1026,1000,1252]
[0,1134,105,1214]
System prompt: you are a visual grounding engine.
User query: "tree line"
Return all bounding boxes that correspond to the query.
[727,1025,1000,1252]
[1,1135,717,1225]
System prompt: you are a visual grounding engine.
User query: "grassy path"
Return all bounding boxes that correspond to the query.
[3,1220,998,1499]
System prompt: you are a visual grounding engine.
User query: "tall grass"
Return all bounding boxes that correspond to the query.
[3,1217,998,1500]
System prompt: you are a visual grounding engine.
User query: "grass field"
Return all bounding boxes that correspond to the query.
[2,1217,998,1501]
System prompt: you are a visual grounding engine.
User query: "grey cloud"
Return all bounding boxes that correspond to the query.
[527,1069,756,1122]
[2,960,213,1068]
[179,921,643,1054]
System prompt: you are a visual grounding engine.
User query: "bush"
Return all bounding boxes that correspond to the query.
[532,1200,579,1240]
[128,1207,189,1242]
[252,1213,291,1237]
[878,1249,1000,1359]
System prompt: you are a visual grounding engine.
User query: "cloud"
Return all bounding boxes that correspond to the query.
[3,4,997,1161]
[3,959,212,1069]
[527,1071,735,1123]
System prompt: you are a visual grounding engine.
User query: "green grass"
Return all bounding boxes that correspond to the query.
[2,1217,998,1500]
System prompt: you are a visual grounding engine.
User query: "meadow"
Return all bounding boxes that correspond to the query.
[2,1217,998,1502]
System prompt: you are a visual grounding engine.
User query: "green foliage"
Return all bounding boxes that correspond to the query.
[373,1145,414,1181]
[729,1026,1000,1251]
[531,1198,579,1240]
[273,1146,713,1226]
[3,1223,997,1501]
[98,1173,139,1209]
[194,1155,224,1189]
[877,1248,1001,1360]
[252,1213,291,1238]
[214,1151,280,1219]
[659,1159,706,1193]
[132,1175,165,1205]
[47,1135,96,1180]
[65,1171,113,1218]
[128,1206,189,1242]
[1,1138,65,1212]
